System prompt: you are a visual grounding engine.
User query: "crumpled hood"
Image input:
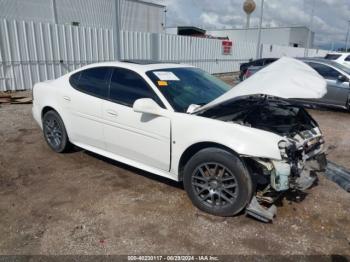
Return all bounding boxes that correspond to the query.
[195,57,327,113]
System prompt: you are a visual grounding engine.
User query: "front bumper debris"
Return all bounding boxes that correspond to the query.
[246,128,327,223]
[325,161,350,192]
[246,196,277,223]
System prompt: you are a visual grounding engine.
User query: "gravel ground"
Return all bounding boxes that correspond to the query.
[0,96,350,255]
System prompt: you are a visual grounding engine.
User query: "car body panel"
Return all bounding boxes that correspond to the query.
[197,57,327,113]
[170,113,283,176]
[102,99,171,172]
[242,58,350,110]
[323,79,349,106]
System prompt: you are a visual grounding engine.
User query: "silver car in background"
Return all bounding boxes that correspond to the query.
[242,58,350,110]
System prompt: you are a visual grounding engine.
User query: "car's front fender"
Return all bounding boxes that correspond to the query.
[170,113,283,176]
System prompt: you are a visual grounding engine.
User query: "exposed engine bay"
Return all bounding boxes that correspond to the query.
[197,95,327,222]
[197,95,317,136]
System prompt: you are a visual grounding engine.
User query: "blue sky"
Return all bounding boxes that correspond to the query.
[151,0,350,49]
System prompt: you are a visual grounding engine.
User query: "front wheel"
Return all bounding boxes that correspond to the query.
[42,110,71,153]
[183,148,253,217]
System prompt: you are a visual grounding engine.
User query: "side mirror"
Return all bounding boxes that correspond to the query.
[338,75,348,82]
[133,98,163,116]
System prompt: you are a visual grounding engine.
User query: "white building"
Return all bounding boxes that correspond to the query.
[0,0,165,33]
[206,26,314,48]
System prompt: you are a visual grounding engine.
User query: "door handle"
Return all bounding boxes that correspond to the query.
[63,96,71,101]
[107,109,118,117]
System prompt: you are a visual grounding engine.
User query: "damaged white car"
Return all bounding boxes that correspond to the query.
[32,57,327,222]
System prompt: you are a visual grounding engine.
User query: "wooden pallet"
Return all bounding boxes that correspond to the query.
[0,94,32,104]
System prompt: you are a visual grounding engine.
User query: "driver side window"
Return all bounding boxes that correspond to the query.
[109,68,165,108]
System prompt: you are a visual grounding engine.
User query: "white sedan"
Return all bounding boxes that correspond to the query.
[32,57,328,222]
[325,52,350,68]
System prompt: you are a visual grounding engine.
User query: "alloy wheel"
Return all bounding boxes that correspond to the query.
[44,116,63,149]
[191,162,238,208]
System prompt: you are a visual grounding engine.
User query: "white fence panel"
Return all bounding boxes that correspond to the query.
[157,33,257,74]
[308,49,329,57]
[0,19,330,91]
[120,31,152,60]
[0,19,114,91]
[262,44,329,59]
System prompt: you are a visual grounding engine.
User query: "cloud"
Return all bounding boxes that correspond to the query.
[151,0,350,48]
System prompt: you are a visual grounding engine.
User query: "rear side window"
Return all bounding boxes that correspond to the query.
[325,54,341,60]
[69,67,112,98]
[308,62,340,80]
[345,55,350,62]
[109,68,164,108]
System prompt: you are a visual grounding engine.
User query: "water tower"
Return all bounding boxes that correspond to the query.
[243,0,256,29]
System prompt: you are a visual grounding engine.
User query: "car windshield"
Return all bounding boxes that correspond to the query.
[325,54,341,60]
[146,67,231,112]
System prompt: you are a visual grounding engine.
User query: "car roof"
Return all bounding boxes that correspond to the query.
[120,59,179,65]
[326,52,350,55]
[72,60,194,74]
[299,57,339,65]
[300,57,328,62]
[299,57,350,75]
[325,52,350,57]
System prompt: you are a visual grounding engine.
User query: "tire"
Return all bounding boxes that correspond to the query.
[42,110,71,153]
[183,148,253,217]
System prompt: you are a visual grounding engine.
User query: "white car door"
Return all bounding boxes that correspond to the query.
[63,67,113,149]
[102,68,171,171]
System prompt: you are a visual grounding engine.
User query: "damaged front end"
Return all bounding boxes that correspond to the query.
[197,95,327,222]
[255,127,326,193]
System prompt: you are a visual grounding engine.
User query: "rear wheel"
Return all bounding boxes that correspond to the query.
[42,110,71,153]
[183,148,253,216]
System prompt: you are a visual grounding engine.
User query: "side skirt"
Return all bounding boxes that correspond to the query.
[72,141,179,182]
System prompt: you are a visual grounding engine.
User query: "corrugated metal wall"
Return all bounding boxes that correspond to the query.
[0,19,329,91]
[0,0,54,23]
[121,0,165,33]
[0,0,165,33]
[56,0,114,28]
[0,19,114,91]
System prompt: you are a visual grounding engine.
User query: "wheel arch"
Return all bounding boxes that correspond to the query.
[41,106,58,120]
[41,105,72,142]
[177,142,240,181]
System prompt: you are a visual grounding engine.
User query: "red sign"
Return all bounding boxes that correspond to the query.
[222,40,233,55]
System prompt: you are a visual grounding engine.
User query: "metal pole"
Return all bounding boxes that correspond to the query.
[246,14,251,29]
[345,20,350,52]
[113,0,122,61]
[164,8,167,31]
[255,0,264,59]
[305,0,315,57]
[51,0,58,24]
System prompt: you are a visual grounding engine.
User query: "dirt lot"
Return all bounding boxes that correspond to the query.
[0,98,350,255]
